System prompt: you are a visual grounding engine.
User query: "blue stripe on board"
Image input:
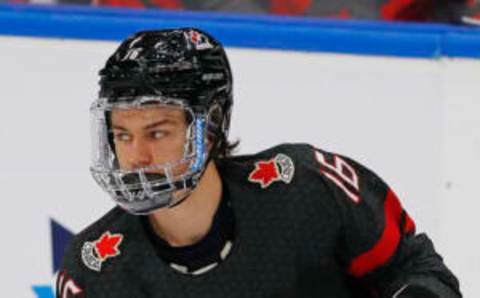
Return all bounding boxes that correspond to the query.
[1,3,480,58]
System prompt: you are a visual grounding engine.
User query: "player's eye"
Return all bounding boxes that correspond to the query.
[149,130,168,140]
[114,132,132,142]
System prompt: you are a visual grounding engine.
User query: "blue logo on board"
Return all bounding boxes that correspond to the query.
[32,219,74,298]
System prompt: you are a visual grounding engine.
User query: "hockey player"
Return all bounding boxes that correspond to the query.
[57,28,461,297]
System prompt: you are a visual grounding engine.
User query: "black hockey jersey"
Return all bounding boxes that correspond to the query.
[57,144,461,297]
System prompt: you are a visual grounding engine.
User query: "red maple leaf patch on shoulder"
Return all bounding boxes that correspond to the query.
[94,231,123,260]
[249,159,281,188]
[248,154,295,189]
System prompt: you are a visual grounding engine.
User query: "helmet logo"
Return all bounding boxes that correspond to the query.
[248,154,295,188]
[81,231,124,272]
[186,30,213,50]
[122,48,143,61]
[122,35,144,61]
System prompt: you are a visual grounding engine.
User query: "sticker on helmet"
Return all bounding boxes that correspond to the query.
[248,154,295,188]
[192,118,206,172]
[186,30,213,50]
[81,231,124,272]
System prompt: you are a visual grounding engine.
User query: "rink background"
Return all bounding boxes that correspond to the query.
[0,7,479,297]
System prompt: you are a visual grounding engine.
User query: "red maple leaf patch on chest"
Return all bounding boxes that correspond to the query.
[94,231,123,260]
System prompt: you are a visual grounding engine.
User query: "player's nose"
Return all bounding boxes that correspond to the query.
[128,139,153,170]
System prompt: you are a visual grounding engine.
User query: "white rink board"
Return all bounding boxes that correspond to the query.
[0,36,478,297]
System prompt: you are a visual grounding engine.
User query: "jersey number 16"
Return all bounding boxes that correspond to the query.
[315,151,361,203]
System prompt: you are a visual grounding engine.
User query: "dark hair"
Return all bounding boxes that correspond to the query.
[217,138,240,159]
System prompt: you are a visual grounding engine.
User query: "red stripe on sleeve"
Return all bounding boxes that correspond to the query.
[404,212,416,234]
[348,189,403,277]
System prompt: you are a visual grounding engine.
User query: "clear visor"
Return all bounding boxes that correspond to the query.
[89,97,208,213]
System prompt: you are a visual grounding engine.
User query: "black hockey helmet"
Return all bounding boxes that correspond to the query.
[90,28,233,214]
[99,28,233,144]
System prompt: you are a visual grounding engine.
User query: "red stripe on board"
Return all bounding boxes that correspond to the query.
[335,9,352,19]
[95,0,182,9]
[381,0,416,20]
[348,189,403,277]
[149,0,183,9]
[95,0,145,9]
[381,0,434,21]
[270,0,312,15]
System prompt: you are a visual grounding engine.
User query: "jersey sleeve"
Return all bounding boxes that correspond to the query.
[56,241,87,298]
[311,146,461,298]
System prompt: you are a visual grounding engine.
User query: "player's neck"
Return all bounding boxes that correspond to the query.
[148,161,222,247]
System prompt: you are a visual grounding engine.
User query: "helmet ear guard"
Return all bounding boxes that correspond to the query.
[90,28,233,214]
